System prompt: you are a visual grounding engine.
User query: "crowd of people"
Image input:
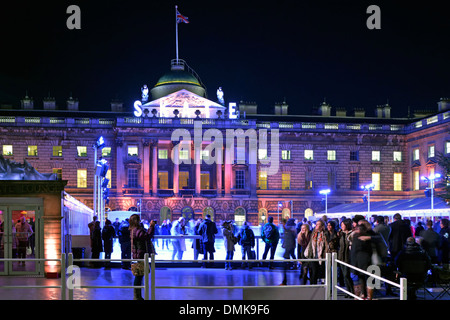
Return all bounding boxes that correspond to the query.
[86,213,450,300]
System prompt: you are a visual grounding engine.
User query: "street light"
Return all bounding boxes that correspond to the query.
[319,189,331,215]
[361,183,375,215]
[93,136,106,226]
[421,173,441,220]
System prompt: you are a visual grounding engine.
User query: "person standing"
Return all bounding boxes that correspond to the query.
[388,213,412,261]
[118,218,131,269]
[222,220,236,270]
[304,220,328,285]
[439,218,450,264]
[160,219,171,250]
[15,217,33,266]
[90,220,103,268]
[129,214,155,300]
[237,221,256,269]
[199,214,218,268]
[171,217,186,260]
[297,223,312,284]
[261,216,280,269]
[337,219,354,296]
[102,219,116,269]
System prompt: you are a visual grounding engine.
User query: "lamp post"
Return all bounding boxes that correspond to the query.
[93,136,106,225]
[361,183,375,216]
[421,173,441,221]
[319,189,331,215]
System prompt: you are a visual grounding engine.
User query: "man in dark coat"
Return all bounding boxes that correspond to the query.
[198,214,218,267]
[420,220,440,264]
[388,213,412,261]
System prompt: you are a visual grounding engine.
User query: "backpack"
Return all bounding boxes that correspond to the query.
[263,224,276,243]
[241,228,249,242]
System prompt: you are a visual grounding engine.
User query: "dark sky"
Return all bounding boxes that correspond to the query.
[0,0,449,118]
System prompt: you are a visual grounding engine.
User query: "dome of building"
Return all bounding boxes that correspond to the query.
[150,60,206,100]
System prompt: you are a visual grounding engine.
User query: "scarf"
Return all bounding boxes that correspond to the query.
[305,230,326,264]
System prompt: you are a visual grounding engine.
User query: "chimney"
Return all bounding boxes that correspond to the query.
[43,96,56,110]
[375,105,383,118]
[438,97,450,112]
[111,99,123,112]
[335,107,346,117]
[318,101,331,116]
[239,101,258,115]
[383,104,391,118]
[67,96,79,111]
[274,100,288,115]
[20,93,34,109]
[353,108,365,117]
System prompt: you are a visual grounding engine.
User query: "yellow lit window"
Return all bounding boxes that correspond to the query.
[28,145,38,156]
[282,173,291,190]
[158,172,168,189]
[259,171,268,190]
[179,171,189,189]
[53,146,62,157]
[3,145,13,156]
[201,172,210,189]
[77,169,87,188]
[394,173,402,191]
[304,150,314,160]
[372,172,380,191]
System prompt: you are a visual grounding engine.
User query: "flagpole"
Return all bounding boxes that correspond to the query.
[175,5,179,63]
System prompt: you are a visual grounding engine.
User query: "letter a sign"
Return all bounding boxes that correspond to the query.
[67,5,81,30]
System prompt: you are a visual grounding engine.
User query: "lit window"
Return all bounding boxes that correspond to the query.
[201,172,210,189]
[53,146,62,157]
[128,146,138,157]
[158,149,168,159]
[327,150,336,161]
[77,169,87,188]
[394,173,402,191]
[281,150,291,160]
[235,170,246,189]
[179,171,189,189]
[372,151,381,162]
[106,169,112,188]
[258,148,268,160]
[201,150,209,161]
[102,147,111,157]
[259,171,268,190]
[304,150,314,160]
[158,172,168,189]
[413,170,420,191]
[372,173,380,191]
[393,151,402,162]
[53,168,62,180]
[2,145,13,156]
[446,142,450,154]
[282,173,291,190]
[77,146,87,157]
[428,145,435,158]
[179,149,189,160]
[305,171,313,190]
[413,148,420,161]
[28,145,38,156]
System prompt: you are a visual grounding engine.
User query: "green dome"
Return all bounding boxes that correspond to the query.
[154,69,202,88]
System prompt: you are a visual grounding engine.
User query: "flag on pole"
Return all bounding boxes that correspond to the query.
[176,9,189,24]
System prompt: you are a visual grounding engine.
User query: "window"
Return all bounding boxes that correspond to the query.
[53,168,62,180]
[201,150,209,161]
[127,168,138,188]
[128,146,138,157]
[328,172,336,190]
[28,145,38,156]
[428,145,435,158]
[305,171,313,190]
[235,170,245,189]
[372,173,380,191]
[77,169,87,188]
[393,151,402,162]
[304,150,314,160]
[282,173,291,190]
[281,150,291,160]
[350,151,359,161]
[77,146,87,157]
[350,172,359,190]
[372,151,381,162]
[413,148,420,161]
[259,171,268,190]
[102,147,111,158]
[258,148,268,160]
[327,150,336,161]
[106,169,112,188]
[179,171,189,189]
[2,145,13,156]
[53,146,63,157]
[394,173,402,191]
[158,149,168,159]
[158,171,168,189]
[179,149,189,160]
[446,142,450,154]
[413,170,420,191]
[201,172,210,189]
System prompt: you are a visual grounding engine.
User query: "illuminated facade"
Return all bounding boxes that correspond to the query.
[1,60,450,230]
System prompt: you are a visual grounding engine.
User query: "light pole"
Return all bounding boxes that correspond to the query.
[421,173,441,221]
[93,136,106,225]
[320,189,331,215]
[361,183,375,216]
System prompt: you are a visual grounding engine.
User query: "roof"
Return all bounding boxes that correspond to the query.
[154,69,202,88]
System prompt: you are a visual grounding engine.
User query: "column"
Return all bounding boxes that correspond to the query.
[195,142,201,196]
[224,145,232,196]
[151,141,158,196]
[173,143,179,196]
[143,140,150,194]
[115,139,124,194]
[249,163,257,197]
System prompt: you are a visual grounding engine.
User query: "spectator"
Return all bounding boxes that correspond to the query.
[171,217,186,260]
[420,220,440,264]
[415,221,425,238]
[222,220,237,270]
[395,237,432,300]
[199,214,218,268]
[112,218,121,238]
[237,221,256,269]
[280,218,297,285]
[102,219,116,269]
[304,220,328,285]
[15,217,33,265]
[337,218,354,296]
[160,219,171,250]
[118,218,131,269]
[192,218,203,260]
[388,213,412,261]
[261,216,280,269]
[90,221,103,268]
[297,223,312,284]
[439,218,449,264]
[373,215,395,296]
[325,221,339,253]
[87,215,98,250]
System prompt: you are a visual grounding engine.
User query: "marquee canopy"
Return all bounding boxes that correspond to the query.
[316,197,450,219]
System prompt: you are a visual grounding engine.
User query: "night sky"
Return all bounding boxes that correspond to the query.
[0,0,449,118]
